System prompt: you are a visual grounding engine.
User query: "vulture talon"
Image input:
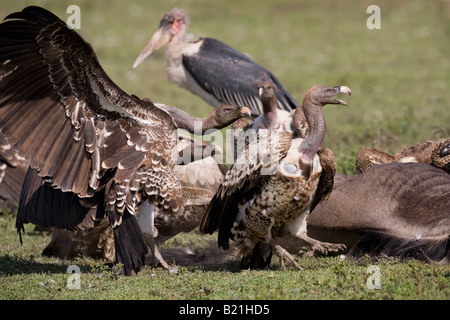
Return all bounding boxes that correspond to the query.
[275,245,304,270]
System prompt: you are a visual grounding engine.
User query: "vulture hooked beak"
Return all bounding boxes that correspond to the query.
[332,86,352,106]
[133,25,172,69]
[258,86,265,97]
[257,82,274,100]
[239,106,252,118]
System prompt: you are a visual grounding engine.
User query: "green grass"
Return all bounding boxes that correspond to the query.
[0,0,449,300]
[1,208,449,300]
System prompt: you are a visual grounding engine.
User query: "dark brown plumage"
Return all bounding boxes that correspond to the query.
[17,99,242,268]
[41,153,227,263]
[356,138,450,174]
[278,162,450,264]
[200,85,351,270]
[355,147,395,173]
[0,6,188,275]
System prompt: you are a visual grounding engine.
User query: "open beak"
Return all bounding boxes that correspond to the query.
[334,86,352,106]
[133,27,172,69]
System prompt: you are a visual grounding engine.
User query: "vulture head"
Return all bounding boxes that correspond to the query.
[206,105,251,130]
[304,85,352,107]
[255,81,285,131]
[258,82,277,105]
[133,8,188,68]
[284,85,351,176]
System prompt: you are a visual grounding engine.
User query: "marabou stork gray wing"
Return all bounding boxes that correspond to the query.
[200,130,292,249]
[182,38,299,116]
[0,6,183,274]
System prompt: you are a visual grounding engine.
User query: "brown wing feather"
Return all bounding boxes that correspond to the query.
[310,147,336,213]
[200,130,292,249]
[356,147,394,173]
[0,7,183,275]
[393,140,435,163]
[0,7,181,210]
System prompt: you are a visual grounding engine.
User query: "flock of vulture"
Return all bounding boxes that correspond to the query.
[0,7,448,276]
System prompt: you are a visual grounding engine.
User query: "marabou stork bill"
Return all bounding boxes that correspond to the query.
[133,8,299,117]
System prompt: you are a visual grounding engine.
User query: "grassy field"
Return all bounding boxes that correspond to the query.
[0,0,449,301]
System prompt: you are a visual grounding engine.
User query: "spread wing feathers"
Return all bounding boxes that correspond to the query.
[16,167,103,238]
[182,38,299,116]
[0,7,182,215]
[309,147,336,213]
[200,130,293,248]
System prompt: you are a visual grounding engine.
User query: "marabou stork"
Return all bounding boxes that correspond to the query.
[133,8,299,117]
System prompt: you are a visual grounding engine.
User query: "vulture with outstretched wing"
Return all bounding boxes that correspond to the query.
[0,6,192,275]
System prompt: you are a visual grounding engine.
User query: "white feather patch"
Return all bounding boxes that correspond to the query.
[137,200,155,235]
[286,210,309,238]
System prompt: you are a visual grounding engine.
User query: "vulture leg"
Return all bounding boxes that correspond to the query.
[297,233,346,257]
[274,245,304,270]
[142,232,173,271]
[137,201,176,272]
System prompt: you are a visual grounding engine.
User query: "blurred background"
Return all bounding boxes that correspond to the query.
[1,0,449,174]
